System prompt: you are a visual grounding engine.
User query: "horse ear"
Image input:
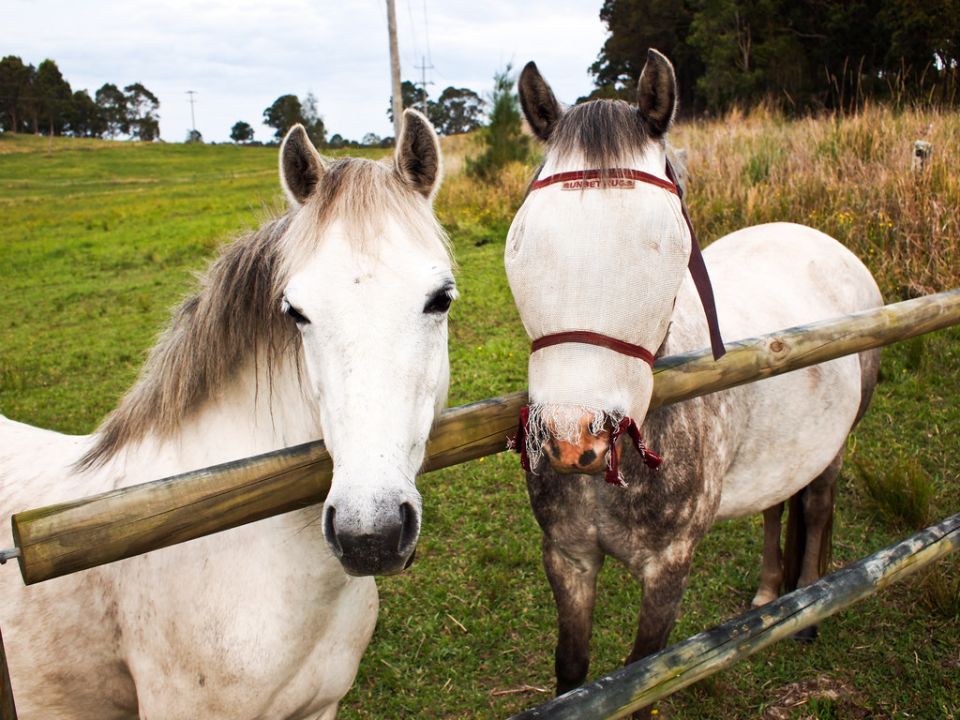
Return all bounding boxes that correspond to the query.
[395,109,442,200]
[637,49,677,137]
[518,61,563,141]
[279,124,325,208]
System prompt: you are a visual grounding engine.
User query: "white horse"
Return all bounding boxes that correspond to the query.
[0,110,454,719]
[507,52,881,716]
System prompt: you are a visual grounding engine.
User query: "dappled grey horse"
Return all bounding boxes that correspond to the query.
[506,50,881,715]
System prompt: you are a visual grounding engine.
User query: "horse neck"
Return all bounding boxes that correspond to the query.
[113,353,320,487]
[645,279,744,477]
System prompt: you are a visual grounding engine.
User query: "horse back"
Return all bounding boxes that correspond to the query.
[705,222,882,338]
[680,223,882,520]
[0,416,106,525]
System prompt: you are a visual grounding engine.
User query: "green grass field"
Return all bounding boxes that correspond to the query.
[1,127,958,719]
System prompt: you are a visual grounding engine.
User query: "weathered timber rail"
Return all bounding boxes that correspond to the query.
[9,288,960,585]
[510,512,960,720]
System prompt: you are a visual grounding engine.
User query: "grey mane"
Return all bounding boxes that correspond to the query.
[78,156,448,470]
[77,214,300,470]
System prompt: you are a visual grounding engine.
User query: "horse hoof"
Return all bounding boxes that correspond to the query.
[793,625,819,643]
[750,591,777,608]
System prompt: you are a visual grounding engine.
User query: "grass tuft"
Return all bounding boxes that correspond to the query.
[853,456,934,530]
[919,556,960,620]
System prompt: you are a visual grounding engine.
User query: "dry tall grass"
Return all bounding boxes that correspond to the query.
[676,105,960,297]
[439,105,960,296]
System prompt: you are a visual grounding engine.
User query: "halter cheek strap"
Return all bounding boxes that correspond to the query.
[665,160,726,362]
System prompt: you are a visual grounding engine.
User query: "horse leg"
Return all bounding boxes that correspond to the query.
[785,450,842,642]
[751,502,784,607]
[624,549,695,720]
[542,537,603,695]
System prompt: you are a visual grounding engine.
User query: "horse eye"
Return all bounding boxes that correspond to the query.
[423,288,454,314]
[282,300,310,325]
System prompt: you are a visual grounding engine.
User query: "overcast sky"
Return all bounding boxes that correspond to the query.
[5,0,609,143]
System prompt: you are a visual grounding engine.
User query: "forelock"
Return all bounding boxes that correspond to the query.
[549,99,654,170]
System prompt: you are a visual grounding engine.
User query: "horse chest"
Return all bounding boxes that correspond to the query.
[114,515,379,719]
[526,448,717,562]
[527,472,604,546]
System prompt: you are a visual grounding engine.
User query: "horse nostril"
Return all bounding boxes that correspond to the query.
[578,449,598,466]
[398,502,419,556]
[322,506,343,558]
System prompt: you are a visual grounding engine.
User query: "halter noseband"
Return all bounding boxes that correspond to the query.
[531,330,656,367]
[511,160,725,485]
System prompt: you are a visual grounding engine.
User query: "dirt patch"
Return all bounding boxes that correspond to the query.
[762,675,871,719]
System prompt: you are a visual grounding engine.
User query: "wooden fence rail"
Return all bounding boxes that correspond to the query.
[9,288,960,585]
[509,512,960,720]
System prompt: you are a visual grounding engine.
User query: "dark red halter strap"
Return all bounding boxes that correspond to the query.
[529,168,679,194]
[607,416,663,485]
[664,159,726,361]
[531,330,655,367]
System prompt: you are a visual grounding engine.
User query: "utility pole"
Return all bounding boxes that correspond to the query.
[414,56,434,116]
[186,91,197,136]
[386,0,403,139]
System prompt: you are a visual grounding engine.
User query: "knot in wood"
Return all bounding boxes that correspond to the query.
[769,339,785,353]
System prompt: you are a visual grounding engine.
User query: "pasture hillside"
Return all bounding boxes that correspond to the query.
[1,108,958,719]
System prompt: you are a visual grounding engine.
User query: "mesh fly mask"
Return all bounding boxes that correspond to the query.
[509,159,725,485]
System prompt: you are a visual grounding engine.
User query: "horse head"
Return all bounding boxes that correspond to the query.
[507,50,690,482]
[279,110,454,575]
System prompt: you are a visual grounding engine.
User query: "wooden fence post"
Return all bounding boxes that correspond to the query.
[912,140,932,173]
[0,626,16,720]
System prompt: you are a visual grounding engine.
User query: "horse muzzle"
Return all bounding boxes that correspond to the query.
[513,405,662,484]
[541,413,621,475]
[322,499,420,576]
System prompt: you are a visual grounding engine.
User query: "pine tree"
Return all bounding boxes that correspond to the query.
[466,66,530,181]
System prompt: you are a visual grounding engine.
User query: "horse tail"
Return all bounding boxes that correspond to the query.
[783,469,837,593]
[782,488,806,593]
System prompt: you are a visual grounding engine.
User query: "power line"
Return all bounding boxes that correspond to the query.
[414,56,434,114]
[410,0,435,106]
[421,0,432,66]
[405,0,420,69]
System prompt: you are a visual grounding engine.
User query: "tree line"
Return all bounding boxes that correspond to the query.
[0,55,160,139]
[386,81,485,136]
[590,0,960,114]
[4,55,486,148]
[247,81,485,149]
